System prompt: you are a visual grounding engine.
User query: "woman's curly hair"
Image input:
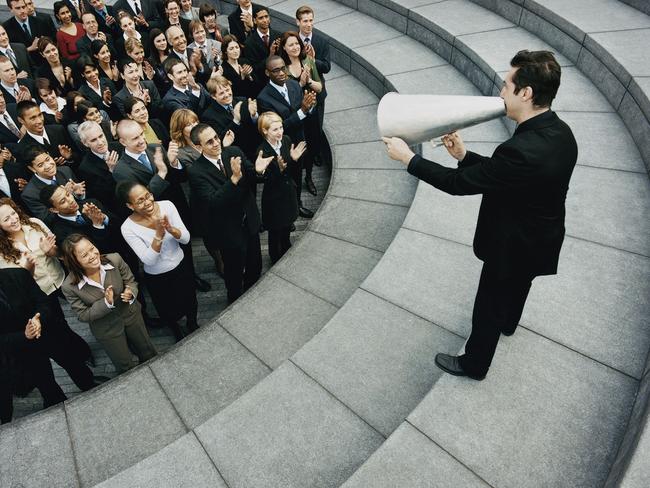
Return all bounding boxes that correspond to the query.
[0,198,47,264]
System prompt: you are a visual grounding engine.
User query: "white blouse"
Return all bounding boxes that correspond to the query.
[120,200,190,275]
[0,218,65,295]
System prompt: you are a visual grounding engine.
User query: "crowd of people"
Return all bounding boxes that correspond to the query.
[0,0,331,424]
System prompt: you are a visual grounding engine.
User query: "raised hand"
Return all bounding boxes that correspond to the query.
[382,136,415,165]
[229,156,242,184]
[441,131,467,161]
[160,214,172,232]
[25,312,41,339]
[255,151,274,174]
[277,155,287,172]
[106,150,119,172]
[240,11,253,30]
[143,60,155,80]
[304,43,316,59]
[104,285,114,306]
[64,66,73,83]
[153,147,167,177]
[300,90,317,112]
[120,286,134,303]
[103,86,112,105]
[39,233,57,256]
[69,178,85,196]
[16,70,28,79]
[233,101,242,123]
[241,64,253,80]
[299,66,310,86]
[248,98,257,117]
[58,144,72,161]
[0,146,11,164]
[222,130,235,147]
[290,141,307,162]
[82,202,106,227]
[16,86,31,102]
[14,177,27,191]
[97,31,107,43]
[167,141,180,167]
[21,250,36,275]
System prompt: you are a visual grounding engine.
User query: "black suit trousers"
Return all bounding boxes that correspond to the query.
[220,231,262,304]
[459,263,534,376]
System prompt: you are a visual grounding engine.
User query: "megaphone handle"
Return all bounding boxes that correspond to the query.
[430,138,445,149]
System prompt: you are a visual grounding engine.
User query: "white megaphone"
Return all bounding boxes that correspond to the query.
[377,93,506,146]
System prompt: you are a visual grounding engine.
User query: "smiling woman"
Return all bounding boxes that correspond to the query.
[53,0,85,60]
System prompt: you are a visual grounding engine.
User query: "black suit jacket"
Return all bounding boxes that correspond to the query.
[76,142,123,213]
[407,110,578,278]
[89,4,121,36]
[114,80,163,119]
[17,125,80,172]
[0,158,27,210]
[78,79,121,119]
[257,137,298,229]
[0,43,32,77]
[113,145,190,223]
[227,4,261,44]
[167,49,209,84]
[76,32,117,60]
[201,97,260,159]
[162,84,209,116]
[243,28,281,83]
[35,59,75,97]
[257,80,307,142]
[21,165,80,220]
[113,0,162,29]
[309,32,331,79]
[33,12,57,40]
[187,149,260,250]
[0,78,34,105]
[2,17,51,66]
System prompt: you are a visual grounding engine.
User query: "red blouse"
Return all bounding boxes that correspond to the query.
[56,23,86,61]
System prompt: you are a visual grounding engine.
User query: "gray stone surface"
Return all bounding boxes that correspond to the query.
[0,407,78,488]
[543,66,614,112]
[358,0,407,33]
[518,8,583,63]
[323,75,379,113]
[268,0,354,21]
[195,362,385,488]
[620,417,650,488]
[523,237,650,378]
[576,46,628,109]
[354,34,447,76]
[218,273,338,368]
[332,141,405,170]
[564,165,650,256]
[324,105,380,144]
[149,323,270,428]
[449,48,497,95]
[350,59,386,98]
[94,433,226,488]
[409,328,638,488]
[272,231,383,306]
[326,62,349,80]
[318,11,402,49]
[66,368,187,487]
[411,0,513,45]
[406,18,453,62]
[363,229,479,337]
[329,168,416,207]
[629,76,650,121]
[469,0,523,24]
[310,196,408,251]
[558,111,646,173]
[387,64,482,96]
[293,290,464,435]
[342,423,490,487]
[619,92,650,173]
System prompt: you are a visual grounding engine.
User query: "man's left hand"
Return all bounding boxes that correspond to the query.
[382,136,415,165]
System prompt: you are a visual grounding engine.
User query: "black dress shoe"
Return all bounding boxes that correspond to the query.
[434,353,485,381]
[304,176,317,196]
[298,206,314,219]
[313,155,323,167]
[194,275,211,292]
[501,329,515,336]
[144,315,165,328]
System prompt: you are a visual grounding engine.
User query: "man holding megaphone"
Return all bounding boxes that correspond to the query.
[383,50,578,381]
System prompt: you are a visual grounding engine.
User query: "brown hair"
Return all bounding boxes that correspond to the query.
[0,198,47,264]
[278,31,305,65]
[206,75,231,96]
[295,5,314,20]
[170,108,199,146]
[60,233,108,285]
[37,36,57,54]
[125,37,144,54]
[509,50,561,108]
[220,34,239,61]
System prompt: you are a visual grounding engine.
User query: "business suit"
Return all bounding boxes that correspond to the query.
[62,253,157,373]
[407,110,577,377]
[89,4,121,36]
[243,28,281,88]
[0,268,66,422]
[227,4,260,44]
[0,43,32,77]
[76,144,121,211]
[113,0,162,30]
[0,158,28,211]
[17,125,81,172]
[35,59,75,96]
[258,137,298,263]
[0,104,22,151]
[187,150,261,303]
[78,78,121,120]
[0,78,34,105]
[188,38,221,70]
[114,80,163,119]
[21,165,81,220]
[31,12,57,41]
[75,32,117,60]
[2,16,51,65]
[221,59,258,99]
[162,84,209,116]
[258,79,309,198]
[201,97,260,161]
[167,49,210,85]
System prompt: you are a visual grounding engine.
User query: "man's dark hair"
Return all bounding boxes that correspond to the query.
[510,50,561,108]
[23,144,49,170]
[16,99,39,120]
[39,184,60,207]
[190,123,212,146]
[265,55,283,69]
[253,5,269,19]
[164,56,184,75]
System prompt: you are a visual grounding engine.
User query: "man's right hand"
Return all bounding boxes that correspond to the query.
[301,90,317,112]
[229,156,242,185]
[441,131,467,161]
[153,147,168,178]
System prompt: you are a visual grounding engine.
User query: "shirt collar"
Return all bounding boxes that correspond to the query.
[27,130,49,145]
[92,149,109,160]
[204,154,222,168]
[269,80,286,93]
[57,211,82,222]
[35,174,56,185]
[1,81,19,93]
[125,148,146,161]
[78,263,115,290]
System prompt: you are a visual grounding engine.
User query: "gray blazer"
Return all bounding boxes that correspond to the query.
[61,253,143,339]
[188,38,221,70]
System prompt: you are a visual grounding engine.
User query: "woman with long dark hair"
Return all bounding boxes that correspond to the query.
[35,37,75,96]
[220,34,256,98]
[147,28,172,96]
[91,40,122,90]
[54,1,86,61]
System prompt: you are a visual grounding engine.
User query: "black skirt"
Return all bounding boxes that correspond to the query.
[144,258,197,322]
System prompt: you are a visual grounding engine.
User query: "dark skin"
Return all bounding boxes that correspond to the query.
[265,58,316,113]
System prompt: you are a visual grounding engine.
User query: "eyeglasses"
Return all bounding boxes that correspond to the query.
[268,66,286,74]
[133,192,153,206]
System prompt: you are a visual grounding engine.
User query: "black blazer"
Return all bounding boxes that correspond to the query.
[2,17,51,65]
[76,32,117,60]
[309,32,331,79]
[187,149,260,250]
[227,4,261,44]
[76,142,123,213]
[114,80,163,119]
[257,79,307,143]
[0,158,27,210]
[167,49,209,84]
[32,12,58,41]
[0,43,32,77]
[35,59,75,97]
[221,59,258,99]
[243,28,281,83]
[89,4,121,36]
[78,79,121,120]
[21,165,80,220]
[0,78,35,105]
[112,144,190,223]
[17,125,80,172]
[407,110,578,278]
[161,84,209,116]
[257,137,298,230]
[113,0,162,29]
[202,97,261,161]
[0,104,21,148]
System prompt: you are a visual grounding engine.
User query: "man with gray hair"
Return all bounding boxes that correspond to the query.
[76,120,122,213]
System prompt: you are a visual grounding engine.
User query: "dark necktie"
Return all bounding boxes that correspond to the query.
[304,37,310,44]
[75,214,86,225]
[134,1,142,15]
[226,104,233,116]
[22,22,31,40]
[262,34,269,48]
[216,158,225,175]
